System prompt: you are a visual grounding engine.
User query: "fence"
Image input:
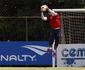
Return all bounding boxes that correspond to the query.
[0,15,85,43]
[0,16,49,41]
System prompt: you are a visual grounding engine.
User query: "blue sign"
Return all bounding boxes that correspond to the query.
[0,41,52,65]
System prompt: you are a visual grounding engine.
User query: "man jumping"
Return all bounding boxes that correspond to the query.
[41,5,61,57]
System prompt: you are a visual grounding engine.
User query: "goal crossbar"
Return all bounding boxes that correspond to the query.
[52,9,85,12]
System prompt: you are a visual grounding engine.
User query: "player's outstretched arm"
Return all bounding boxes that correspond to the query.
[48,8,58,16]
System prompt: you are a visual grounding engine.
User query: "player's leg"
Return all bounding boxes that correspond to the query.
[53,35,59,57]
[52,29,60,57]
[52,29,60,67]
[47,29,54,52]
[54,29,60,50]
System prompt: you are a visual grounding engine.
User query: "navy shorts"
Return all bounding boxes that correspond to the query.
[49,29,60,47]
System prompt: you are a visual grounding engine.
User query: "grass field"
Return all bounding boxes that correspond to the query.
[0,67,85,70]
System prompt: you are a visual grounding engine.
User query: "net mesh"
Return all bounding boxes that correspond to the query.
[59,12,85,43]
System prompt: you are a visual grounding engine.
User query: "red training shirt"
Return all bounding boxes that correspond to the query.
[47,14,60,29]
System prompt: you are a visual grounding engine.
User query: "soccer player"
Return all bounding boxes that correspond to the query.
[41,5,61,57]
